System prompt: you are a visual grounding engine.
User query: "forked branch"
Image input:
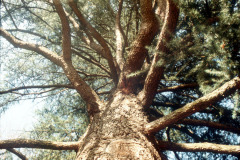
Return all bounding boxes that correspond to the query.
[68,0,118,84]
[138,0,179,106]
[144,76,240,134]
[67,13,107,60]
[118,0,159,91]
[123,0,159,74]
[0,27,102,114]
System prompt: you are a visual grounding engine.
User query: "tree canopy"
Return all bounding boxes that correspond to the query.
[0,0,240,159]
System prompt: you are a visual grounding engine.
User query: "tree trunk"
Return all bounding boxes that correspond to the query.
[76,91,161,159]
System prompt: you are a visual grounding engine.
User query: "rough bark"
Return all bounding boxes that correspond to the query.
[1,0,240,159]
[118,0,159,92]
[138,0,179,107]
[75,91,162,159]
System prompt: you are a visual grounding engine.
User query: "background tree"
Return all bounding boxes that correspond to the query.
[0,0,240,159]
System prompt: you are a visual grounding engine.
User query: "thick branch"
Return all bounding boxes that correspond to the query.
[115,0,125,71]
[61,61,103,113]
[7,148,28,160]
[123,0,159,75]
[0,28,102,114]
[53,0,72,61]
[0,28,62,66]
[68,0,118,84]
[138,0,179,106]
[158,141,240,155]
[144,76,240,134]
[0,139,78,151]
[118,0,159,92]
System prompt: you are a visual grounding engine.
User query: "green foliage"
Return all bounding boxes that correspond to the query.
[27,89,88,159]
[153,1,240,158]
[167,0,240,94]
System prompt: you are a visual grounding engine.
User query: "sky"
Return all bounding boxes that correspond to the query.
[0,16,41,140]
[0,38,40,141]
[0,100,41,140]
[0,100,42,159]
[0,12,45,158]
